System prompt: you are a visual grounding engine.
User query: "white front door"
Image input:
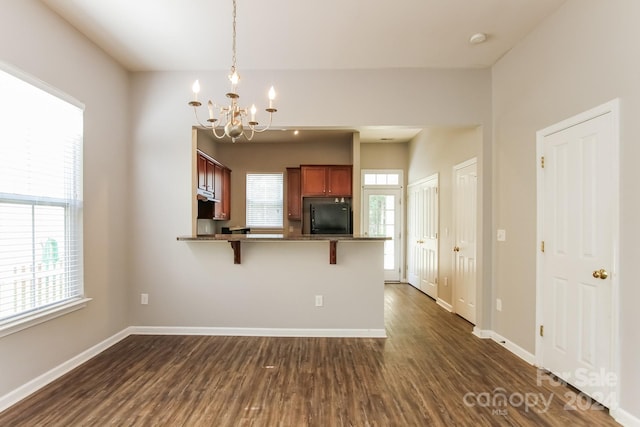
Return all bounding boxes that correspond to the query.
[453,158,477,324]
[538,102,618,406]
[363,188,402,281]
[407,174,439,298]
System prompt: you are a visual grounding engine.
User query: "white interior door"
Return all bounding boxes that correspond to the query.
[453,159,477,324]
[538,105,618,406]
[363,188,402,282]
[407,175,439,298]
[407,184,421,287]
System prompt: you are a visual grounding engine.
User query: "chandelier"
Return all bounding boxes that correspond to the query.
[188,0,277,142]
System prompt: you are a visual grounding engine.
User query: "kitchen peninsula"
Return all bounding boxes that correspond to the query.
[177,233,387,337]
[178,233,386,264]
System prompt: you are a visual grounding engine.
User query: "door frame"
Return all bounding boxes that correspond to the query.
[535,99,620,407]
[360,169,404,282]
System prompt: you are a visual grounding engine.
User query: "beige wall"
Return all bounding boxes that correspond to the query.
[408,127,481,305]
[128,67,491,330]
[0,0,130,398]
[360,142,408,171]
[492,0,640,417]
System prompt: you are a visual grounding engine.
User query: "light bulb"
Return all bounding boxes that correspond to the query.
[192,80,200,101]
[208,100,214,119]
[230,71,239,86]
[250,104,257,121]
[268,86,276,108]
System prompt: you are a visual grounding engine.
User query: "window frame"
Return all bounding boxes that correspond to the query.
[245,172,284,230]
[0,62,89,338]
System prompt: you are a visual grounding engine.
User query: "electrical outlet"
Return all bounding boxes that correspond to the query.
[497,229,506,242]
[141,293,149,305]
[496,298,502,312]
[315,295,323,307]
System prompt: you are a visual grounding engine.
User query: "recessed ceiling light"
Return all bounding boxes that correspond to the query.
[380,137,394,141]
[469,33,487,44]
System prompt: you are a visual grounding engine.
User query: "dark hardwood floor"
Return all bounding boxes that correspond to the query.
[0,284,619,426]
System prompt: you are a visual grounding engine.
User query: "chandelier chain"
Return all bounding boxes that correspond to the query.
[231,0,237,73]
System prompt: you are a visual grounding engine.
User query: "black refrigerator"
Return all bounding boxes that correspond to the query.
[310,203,351,234]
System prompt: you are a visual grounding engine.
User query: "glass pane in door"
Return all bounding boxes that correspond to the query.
[368,195,396,270]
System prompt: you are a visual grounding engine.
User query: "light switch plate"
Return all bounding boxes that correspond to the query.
[497,229,506,242]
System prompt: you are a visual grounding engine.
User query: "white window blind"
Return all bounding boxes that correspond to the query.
[0,66,83,326]
[246,173,283,228]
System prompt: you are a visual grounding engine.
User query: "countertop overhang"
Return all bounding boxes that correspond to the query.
[177,234,388,242]
[177,234,388,264]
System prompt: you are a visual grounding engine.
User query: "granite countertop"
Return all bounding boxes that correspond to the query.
[177,234,389,242]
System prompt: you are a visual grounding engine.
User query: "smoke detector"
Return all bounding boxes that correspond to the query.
[469,33,487,44]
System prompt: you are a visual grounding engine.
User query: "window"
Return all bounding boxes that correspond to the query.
[246,173,283,228]
[0,65,84,332]
[363,172,400,186]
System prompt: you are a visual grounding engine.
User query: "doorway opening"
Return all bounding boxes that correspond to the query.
[361,170,403,282]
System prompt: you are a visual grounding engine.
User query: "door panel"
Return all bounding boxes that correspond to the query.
[541,111,615,405]
[453,160,477,324]
[407,185,420,287]
[407,174,438,298]
[363,189,402,282]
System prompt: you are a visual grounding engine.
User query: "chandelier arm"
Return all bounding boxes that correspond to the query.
[192,107,214,129]
[244,127,255,141]
[252,113,274,133]
[211,124,227,140]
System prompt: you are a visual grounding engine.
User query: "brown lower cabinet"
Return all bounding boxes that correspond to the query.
[214,167,231,220]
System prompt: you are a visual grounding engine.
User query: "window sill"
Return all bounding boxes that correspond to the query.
[0,298,92,339]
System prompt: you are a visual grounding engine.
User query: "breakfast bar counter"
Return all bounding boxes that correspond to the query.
[176,233,387,337]
[178,234,387,265]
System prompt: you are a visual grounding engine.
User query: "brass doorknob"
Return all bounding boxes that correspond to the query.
[453,246,460,252]
[592,269,609,279]
[417,240,424,244]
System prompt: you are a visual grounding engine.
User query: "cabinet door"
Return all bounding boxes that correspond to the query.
[301,166,327,196]
[213,163,223,201]
[287,168,301,220]
[206,159,215,194]
[197,154,207,191]
[327,166,352,197]
[214,167,231,220]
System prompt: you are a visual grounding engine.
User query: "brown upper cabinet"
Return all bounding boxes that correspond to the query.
[286,167,302,220]
[301,165,352,197]
[197,154,216,197]
[197,149,231,220]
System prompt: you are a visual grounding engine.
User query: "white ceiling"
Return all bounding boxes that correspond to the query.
[41,0,566,72]
[40,0,566,143]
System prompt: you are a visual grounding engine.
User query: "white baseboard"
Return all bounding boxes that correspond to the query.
[611,407,640,427]
[472,327,535,365]
[436,298,453,312]
[472,327,493,339]
[130,326,387,338]
[0,327,132,412]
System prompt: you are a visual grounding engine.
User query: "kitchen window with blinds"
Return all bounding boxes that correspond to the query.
[246,173,283,228]
[0,64,85,336]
